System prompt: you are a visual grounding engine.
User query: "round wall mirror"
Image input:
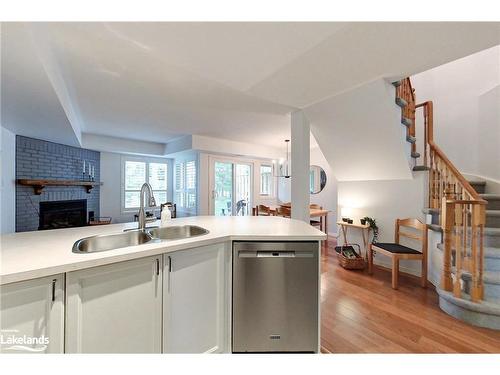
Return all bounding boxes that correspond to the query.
[310,165,327,194]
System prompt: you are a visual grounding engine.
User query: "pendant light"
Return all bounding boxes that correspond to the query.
[275,139,291,178]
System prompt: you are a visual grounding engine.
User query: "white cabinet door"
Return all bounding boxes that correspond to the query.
[65,255,162,353]
[0,274,64,353]
[163,243,229,353]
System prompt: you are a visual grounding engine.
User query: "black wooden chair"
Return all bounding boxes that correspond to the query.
[368,218,428,290]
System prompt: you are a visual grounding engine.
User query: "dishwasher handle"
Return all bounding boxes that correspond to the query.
[238,250,313,258]
[258,251,295,258]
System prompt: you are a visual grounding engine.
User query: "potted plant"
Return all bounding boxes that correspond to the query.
[362,216,379,243]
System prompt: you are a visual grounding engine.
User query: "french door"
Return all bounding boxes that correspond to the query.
[209,158,253,216]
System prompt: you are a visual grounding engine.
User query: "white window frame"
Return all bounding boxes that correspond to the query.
[259,163,274,198]
[174,159,197,215]
[121,156,171,214]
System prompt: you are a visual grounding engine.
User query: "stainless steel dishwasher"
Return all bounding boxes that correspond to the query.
[232,241,319,353]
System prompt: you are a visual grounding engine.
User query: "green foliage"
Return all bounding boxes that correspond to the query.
[363,216,379,243]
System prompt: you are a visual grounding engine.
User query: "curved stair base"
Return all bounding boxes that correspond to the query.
[437,288,500,330]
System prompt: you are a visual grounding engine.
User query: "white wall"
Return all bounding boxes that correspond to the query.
[192,135,283,160]
[0,126,16,234]
[305,78,412,181]
[99,152,173,224]
[100,152,127,223]
[337,173,427,276]
[478,86,500,181]
[82,133,166,156]
[310,147,337,236]
[165,134,284,161]
[411,45,500,179]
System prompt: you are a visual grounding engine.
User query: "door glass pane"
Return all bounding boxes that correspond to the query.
[149,163,167,190]
[125,161,146,190]
[214,162,233,216]
[235,164,251,216]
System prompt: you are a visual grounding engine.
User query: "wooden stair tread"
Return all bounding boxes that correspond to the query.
[395,97,408,108]
[427,224,443,232]
[481,194,500,200]
[406,135,416,143]
[437,289,500,314]
[413,165,430,171]
[437,242,500,258]
[401,117,413,127]
[468,180,486,185]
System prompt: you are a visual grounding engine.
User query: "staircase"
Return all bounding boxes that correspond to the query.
[436,180,500,330]
[394,78,500,330]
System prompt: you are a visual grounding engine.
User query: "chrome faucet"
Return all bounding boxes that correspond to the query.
[138,182,157,231]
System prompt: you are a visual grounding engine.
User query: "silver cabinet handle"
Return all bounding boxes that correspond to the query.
[51,279,57,302]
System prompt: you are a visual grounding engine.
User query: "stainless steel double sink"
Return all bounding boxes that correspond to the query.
[72,225,209,254]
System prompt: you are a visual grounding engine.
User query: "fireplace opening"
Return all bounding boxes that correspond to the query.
[39,199,87,230]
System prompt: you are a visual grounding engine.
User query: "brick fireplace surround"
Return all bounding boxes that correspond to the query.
[15,136,100,232]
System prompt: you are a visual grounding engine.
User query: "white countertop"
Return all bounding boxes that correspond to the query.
[0,216,326,285]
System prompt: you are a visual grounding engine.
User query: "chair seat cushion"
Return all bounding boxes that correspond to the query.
[372,243,422,254]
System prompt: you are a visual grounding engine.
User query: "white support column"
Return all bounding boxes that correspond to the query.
[291,110,310,222]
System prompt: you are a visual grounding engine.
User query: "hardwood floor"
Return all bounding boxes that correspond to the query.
[320,238,500,353]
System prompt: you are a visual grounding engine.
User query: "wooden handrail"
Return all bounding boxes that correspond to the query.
[415,100,486,206]
[397,79,486,303]
[429,141,486,203]
[446,199,487,205]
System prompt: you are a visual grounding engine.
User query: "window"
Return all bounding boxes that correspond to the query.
[260,164,273,196]
[175,160,197,211]
[123,159,168,210]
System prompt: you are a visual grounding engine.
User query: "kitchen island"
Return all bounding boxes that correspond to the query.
[0,216,325,354]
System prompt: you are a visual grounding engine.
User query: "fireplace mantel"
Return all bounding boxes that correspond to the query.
[17,179,103,195]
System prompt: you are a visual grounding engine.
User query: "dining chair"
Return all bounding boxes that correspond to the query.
[276,206,291,218]
[309,204,322,228]
[257,204,273,216]
[368,218,428,290]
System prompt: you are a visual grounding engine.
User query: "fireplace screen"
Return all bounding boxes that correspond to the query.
[39,199,87,230]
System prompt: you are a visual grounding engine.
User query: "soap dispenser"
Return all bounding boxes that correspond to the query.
[161,205,172,227]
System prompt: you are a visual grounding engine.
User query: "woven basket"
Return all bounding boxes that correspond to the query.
[88,217,112,226]
[336,244,365,270]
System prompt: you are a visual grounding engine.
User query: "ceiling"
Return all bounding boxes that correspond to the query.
[1,22,499,152]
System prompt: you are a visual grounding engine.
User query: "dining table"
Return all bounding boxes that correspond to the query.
[264,205,331,236]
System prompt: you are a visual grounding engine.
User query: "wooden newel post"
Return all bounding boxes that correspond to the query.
[441,189,454,292]
[470,204,485,302]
